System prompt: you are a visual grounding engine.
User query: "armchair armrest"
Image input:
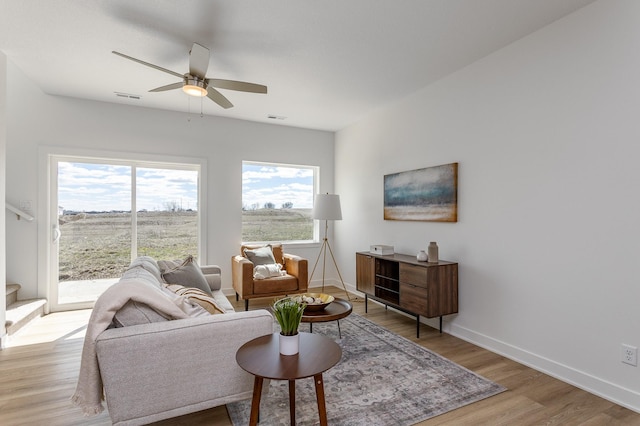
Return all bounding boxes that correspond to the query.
[200,265,222,291]
[284,254,308,292]
[232,255,255,298]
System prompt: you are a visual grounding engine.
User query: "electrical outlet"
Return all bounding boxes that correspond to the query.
[621,344,637,366]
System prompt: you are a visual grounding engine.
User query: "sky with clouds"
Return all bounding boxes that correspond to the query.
[58,162,198,212]
[242,163,314,209]
[57,161,314,213]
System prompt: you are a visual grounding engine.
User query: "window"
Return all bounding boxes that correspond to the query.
[242,161,317,243]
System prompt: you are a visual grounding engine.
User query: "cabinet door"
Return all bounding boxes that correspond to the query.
[356,253,375,294]
[400,283,429,317]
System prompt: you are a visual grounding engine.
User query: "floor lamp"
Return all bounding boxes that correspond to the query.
[308,193,351,300]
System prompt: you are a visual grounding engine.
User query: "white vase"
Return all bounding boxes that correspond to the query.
[279,333,300,355]
[417,250,428,262]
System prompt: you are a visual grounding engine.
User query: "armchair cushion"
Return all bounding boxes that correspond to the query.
[253,275,300,294]
[160,255,213,296]
[253,263,284,279]
[242,243,285,265]
[243,245,277,266]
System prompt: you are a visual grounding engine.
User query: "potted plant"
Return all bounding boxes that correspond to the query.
[272,297,306,355]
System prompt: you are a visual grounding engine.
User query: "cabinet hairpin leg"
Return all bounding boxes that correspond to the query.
[439,316,443,334]
[416,315,420,338]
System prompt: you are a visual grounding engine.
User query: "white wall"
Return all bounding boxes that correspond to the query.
[5,61,335,302]
[334,0,639,412]
[0,52,7,346]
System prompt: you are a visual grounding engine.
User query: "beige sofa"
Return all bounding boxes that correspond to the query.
[89,257,273,426]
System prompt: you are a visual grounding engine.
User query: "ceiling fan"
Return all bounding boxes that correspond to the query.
[112,42,267,109]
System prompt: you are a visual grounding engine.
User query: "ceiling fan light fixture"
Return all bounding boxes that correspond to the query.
[183,77,208,97]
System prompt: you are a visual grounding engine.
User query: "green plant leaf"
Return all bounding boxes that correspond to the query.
[272,297,307,336]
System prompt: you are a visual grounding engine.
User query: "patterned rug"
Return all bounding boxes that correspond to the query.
[227,313,505,425]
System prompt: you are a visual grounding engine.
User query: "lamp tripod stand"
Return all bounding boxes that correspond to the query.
[308,220,351,301]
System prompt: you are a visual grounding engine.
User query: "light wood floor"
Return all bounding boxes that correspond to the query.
[1,286,639,426]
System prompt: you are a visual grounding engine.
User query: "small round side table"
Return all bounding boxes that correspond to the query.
[236,332,342,426]
[301,298,353,338]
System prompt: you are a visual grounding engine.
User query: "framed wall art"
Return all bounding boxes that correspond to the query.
[384,162,458,222]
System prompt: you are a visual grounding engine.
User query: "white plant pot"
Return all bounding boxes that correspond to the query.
[279,332,300,356]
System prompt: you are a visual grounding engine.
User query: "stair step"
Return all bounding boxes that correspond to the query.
[5,298,47,336]
[6,284,21,307]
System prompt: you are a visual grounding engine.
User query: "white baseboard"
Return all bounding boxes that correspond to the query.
[449,323,640,414]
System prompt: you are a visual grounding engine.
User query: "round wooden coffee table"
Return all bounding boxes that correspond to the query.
[301,298,352,338]
[236,332,342,426]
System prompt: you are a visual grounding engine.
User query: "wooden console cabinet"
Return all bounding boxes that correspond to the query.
[356,252,458,337]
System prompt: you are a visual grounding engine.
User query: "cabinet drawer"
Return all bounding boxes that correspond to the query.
[399,283,429,317]
[399,263,428,288]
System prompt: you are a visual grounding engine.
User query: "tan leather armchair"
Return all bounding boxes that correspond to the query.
[232,243,308,310]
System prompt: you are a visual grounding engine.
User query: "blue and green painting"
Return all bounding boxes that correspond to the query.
[384,163,458,222]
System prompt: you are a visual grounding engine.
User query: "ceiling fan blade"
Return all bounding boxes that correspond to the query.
[189,43,210,78]
[112,51,184,79]
[207,79,268,94]
[149,82,184,92]
[206,87,233,109]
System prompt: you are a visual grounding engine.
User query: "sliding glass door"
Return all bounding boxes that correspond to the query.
[49,157,200,311]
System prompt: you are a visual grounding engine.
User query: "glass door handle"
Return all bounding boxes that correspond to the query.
[52,224,61,243]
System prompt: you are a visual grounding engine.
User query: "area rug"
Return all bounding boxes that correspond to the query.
[227,313,506,425]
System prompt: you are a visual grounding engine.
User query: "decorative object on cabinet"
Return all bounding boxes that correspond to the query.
[427,242,439,263]
[417,250,428,261]
[370,244,394,255]
[356,251,458,337]
[308,193,351,300]
[383,163,458,222]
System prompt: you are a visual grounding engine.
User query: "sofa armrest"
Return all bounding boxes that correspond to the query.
[96,310,273,425]
[200,265,222,291]
[284,254,308,292]
[231,255,255,298]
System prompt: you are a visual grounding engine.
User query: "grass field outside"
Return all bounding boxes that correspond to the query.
[58,209,313,282]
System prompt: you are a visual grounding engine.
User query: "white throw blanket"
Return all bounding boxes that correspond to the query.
[71,279,190,416]
[253,263,286,279]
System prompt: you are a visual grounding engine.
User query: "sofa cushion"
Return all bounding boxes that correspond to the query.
[121,264,164,290]
[243,245,277,266]
[112,300,170,327]
[161,255,213,296]
[127,256,163,282]
[164,284,226,315]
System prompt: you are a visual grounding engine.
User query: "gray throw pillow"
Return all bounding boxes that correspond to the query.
[243,245,277,266]
[161,255,213,296]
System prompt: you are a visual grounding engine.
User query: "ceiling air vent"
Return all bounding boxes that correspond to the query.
[115,92,142,100]
[267,115,286,120]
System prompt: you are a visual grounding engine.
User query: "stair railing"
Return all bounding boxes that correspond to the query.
[6,202,35,221]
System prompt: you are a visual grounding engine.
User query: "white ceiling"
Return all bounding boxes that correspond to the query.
[0,0,596,132]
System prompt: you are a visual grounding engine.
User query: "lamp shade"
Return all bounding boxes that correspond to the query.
[313,194,342,220]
